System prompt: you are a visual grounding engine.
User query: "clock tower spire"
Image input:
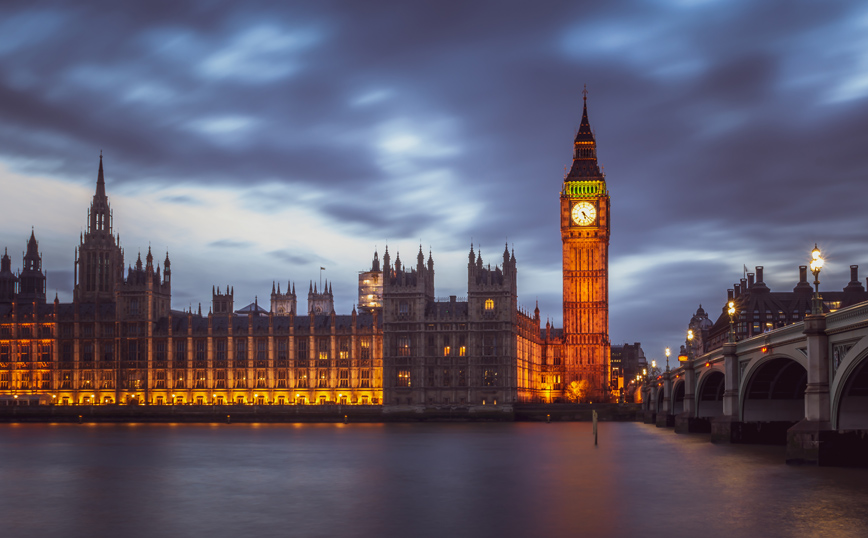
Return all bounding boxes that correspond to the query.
[560,90,610,400]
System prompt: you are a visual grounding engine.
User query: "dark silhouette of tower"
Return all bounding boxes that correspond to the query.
[0,248,18,304]
[17,230,46,304]
[74,154,124,302]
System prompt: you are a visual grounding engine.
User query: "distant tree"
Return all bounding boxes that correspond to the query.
[567,380,590,403]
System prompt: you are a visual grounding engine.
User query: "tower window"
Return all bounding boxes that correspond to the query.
[397,370,411,387]
[484,299,494,311]
[398,336,411,357]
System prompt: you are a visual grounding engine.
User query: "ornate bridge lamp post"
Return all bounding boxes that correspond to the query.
[665,348,671,372]
[683,330,697,415]
[727,301,737,343]
[810,244,824,315]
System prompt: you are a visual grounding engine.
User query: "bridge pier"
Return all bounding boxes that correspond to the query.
[674,365,706,432]
[712,342,741,443]
[642,385,657,424]
[655,371,674,427]
[674,413,710,433]
[787,314,834,464]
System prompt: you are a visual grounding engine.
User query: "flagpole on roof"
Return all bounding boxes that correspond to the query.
[320,266,325,289]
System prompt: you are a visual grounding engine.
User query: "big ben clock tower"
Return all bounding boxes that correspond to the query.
[560,90,610,399]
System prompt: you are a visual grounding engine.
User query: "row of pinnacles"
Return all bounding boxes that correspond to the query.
[269,279,334,316]
[377,241,518,318]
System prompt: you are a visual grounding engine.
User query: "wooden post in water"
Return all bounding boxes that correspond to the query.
[592,410,598,445]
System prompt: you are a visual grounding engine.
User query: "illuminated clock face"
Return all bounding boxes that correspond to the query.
[571,201,596,226]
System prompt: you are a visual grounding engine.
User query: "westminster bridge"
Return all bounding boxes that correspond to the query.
[641,300,868,466]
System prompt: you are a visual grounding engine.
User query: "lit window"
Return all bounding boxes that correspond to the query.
[484,299,494,311]
[397,370,411,387]
[398,336,411,357]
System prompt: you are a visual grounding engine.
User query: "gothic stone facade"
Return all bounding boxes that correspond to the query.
[0,99,613,406]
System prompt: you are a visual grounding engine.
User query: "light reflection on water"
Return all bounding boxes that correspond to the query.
[1,422,867,538]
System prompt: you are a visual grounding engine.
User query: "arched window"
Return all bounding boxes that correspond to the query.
[484,299,494,311]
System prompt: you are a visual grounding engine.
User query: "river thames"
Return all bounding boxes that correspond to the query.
[1,422,866,538]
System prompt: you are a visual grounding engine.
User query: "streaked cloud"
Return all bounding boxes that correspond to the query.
[0,0,866,359]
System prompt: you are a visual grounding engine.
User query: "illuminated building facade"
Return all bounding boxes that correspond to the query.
[553,93,611,400]
[0,158,385,406]
[0,97,614,406]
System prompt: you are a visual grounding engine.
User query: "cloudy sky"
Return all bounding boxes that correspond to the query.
[1,0,867,362]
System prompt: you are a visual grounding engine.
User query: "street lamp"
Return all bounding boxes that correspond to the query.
[686,329,695,361]
[727,301,737,343]
[810,244,824,315]
[665,347,671,372]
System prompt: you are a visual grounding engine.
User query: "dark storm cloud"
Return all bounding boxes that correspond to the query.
[1,0,867,356]
[208,239,253,249]
[161,194,201,205]
[269,249,330,267]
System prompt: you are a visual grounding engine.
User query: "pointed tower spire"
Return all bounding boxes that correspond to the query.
[26,229,38,259]
[567,86,602,179]
[96,151,106,198]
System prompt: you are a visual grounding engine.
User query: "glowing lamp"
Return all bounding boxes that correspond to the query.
[810,245,823,269]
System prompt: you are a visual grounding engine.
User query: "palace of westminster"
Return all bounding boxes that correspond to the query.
[0,99,616,407]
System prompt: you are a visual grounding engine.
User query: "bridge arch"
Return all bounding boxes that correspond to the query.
[740,355,806,423]
[832,337,868,430]
[695,368,725,418]
[671,379,685,416]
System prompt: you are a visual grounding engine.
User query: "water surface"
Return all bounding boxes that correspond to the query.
[1,422,866,538]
